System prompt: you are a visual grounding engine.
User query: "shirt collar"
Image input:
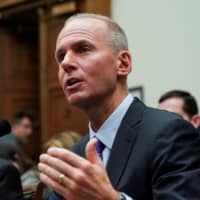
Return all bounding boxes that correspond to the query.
[89,94,134,149]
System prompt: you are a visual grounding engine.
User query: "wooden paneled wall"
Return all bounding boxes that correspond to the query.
[0,20,40,159]
[0,0,110,160]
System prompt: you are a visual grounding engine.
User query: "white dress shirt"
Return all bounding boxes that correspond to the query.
[89,94,134,200]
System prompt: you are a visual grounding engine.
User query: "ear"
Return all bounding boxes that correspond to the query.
[191,114,200,128]
[116,50,132,76]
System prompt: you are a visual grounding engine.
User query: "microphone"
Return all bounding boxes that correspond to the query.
[0,119,11,137]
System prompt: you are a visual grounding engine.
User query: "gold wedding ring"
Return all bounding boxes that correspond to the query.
[58,174,65,185]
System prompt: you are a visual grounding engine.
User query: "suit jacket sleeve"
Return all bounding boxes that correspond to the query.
[151,118,200,199]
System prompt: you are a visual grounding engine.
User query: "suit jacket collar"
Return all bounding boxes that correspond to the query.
[106,98,145,187]
[72,98,146,187]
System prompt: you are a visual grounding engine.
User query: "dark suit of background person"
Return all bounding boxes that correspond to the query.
[0,158,24,200]
[197,127,200,134]
[0,133,22,150]
[49,98,200,200]
[0,119,11,137]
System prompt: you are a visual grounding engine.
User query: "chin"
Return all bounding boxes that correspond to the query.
[67,93,91,109]
[67,93,84,105]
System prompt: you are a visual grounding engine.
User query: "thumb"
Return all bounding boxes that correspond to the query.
[85,138,103,166]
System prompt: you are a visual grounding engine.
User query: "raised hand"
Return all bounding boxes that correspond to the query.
[38,138,119,200]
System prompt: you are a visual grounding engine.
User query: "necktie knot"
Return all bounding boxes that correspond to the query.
[95,139,105,160]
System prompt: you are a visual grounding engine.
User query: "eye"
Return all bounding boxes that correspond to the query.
[78,45,90,54]
[56,50,66,63]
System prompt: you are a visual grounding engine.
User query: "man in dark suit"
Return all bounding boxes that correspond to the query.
[38,13,200,200]
[0,158,24,200]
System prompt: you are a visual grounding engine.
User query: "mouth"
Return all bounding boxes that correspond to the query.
[65,78,83,90]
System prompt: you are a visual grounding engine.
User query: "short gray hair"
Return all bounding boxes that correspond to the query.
[64,13,128,53]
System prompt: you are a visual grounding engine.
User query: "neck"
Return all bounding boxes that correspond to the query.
[86,88,128,131]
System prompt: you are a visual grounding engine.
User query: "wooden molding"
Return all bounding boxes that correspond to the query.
[51,1,76,17]
[38,8,49,143]
[77,0,111,17]
[0,0,28,8]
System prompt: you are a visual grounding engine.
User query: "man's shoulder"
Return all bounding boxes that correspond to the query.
[126,98,182,126]
[124,98,195,139]
[0,133,21,148]
[142,104,195,134]
[145,105,182,122]
[0,133,17,142]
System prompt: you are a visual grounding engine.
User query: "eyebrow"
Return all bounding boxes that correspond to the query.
[72,39,94,48]
[55,39,94,57]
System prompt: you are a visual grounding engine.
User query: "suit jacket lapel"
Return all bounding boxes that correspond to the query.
[71,134,89,158]
[106,98,145,187]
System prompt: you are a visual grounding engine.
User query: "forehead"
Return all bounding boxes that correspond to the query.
[20,118,32,124]
[159,97,192,120]
[159,97,184,111]
[57,18,108,44]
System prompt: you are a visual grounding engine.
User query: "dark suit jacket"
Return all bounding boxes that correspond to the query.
[49,98,200,200]
[197,127,200,135]
[0,158,24,200]
[0,133,22,150]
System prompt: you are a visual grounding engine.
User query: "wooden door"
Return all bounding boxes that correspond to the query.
[0,0,111,156]
[0,14,40,160]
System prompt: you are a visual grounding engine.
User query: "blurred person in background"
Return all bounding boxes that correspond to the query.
[0,112,39,199]
[42,131,81,152]
[0,142,39,199]
[0,112,33,149]
[42,130,81,200]
[158,90,200,132]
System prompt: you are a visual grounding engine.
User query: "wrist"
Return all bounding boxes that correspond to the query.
[117,192,126,200]
[109,190,120,200]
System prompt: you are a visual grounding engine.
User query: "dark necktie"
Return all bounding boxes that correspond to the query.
[96,139,105,161]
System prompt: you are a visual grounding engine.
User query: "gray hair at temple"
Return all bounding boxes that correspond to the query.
[64,13,129,53]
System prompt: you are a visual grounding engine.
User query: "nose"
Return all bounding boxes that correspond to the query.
[60,51,77,74]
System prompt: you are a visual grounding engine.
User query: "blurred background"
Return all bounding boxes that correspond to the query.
[0,0,199,161]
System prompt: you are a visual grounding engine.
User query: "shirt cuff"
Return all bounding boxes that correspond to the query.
[122,192,134,200]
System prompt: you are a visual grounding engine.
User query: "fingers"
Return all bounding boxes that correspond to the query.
[38,154,101,200]
[39,153,76,179]
[45,141,103,170]
[47,147,89,168]
[38,158,71,185]
[38,143,115,200]
[85,138,103,166]
[38,163,71,197]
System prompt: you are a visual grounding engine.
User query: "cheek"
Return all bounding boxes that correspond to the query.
[97,61,117,81]
[58,67,65,86]
[88,56,117,78]
[17,127,23,134]
[88,64,117,91]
